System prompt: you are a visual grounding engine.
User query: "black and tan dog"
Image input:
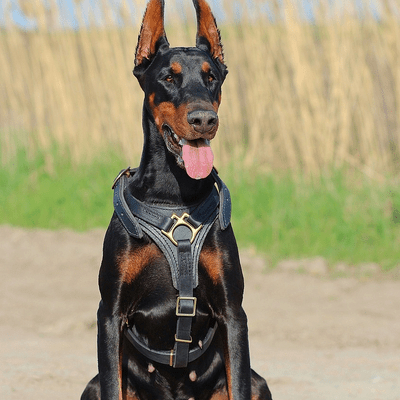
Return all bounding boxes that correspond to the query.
[81,1,272,399]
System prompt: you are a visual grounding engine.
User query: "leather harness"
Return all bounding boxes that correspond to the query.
[112,167,231,368]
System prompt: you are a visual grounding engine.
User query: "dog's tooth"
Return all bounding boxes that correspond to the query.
[198,340,203,349]
[148,363,155,373]
[179,138,188,146]
[173,133,179,141]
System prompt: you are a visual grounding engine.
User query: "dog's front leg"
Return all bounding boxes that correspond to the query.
[219,306,252,400]
[97,300,124,400]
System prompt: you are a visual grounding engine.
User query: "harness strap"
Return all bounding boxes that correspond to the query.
[113,168,231,240]
[211,169,231,230]
[125,321,218,367]
[173,238,194,367]
[113,167,143,239]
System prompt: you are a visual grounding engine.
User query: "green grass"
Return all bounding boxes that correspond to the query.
[226,169,400,270]
[1,147,400,270]
[0,147,126,230]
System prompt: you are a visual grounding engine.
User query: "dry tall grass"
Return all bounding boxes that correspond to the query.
[0,0,399,177]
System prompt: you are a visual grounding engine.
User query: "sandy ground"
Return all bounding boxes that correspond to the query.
[1,225,399,400]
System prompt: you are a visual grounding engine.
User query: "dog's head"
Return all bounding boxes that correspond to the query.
[133,0,228,180]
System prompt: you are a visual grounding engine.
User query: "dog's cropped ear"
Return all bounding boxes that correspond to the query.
[133,0,169,85]
[193,0,225,66]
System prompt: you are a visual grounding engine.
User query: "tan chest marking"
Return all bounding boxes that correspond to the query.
[199,248,224,284]
[118,244,161,284]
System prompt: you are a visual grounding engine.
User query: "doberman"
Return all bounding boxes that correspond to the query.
[81,0,272,399]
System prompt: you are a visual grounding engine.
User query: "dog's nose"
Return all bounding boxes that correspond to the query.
[187,110,218,134]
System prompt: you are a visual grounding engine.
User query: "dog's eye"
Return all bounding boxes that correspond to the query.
[165,75,174,83]
[208,74,216,83]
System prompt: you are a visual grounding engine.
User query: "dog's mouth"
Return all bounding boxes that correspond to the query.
[163,125,214,180]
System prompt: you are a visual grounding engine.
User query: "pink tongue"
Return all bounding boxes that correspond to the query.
[182,140,214,180]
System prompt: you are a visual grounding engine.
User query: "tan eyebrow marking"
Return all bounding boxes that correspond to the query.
[171,62,182,74]
[202,61,211,73]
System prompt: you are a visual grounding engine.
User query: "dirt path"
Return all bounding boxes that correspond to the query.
[0,226,399,399]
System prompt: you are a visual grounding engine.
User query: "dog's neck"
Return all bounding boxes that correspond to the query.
[130,106,214,206]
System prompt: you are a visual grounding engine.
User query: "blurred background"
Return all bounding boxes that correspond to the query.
[1,0,399,270]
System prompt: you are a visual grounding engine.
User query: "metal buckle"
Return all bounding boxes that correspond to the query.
[176,296,197,317]
[161,213,202,246]
[111,167,131,189]
[175,334,193,344]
